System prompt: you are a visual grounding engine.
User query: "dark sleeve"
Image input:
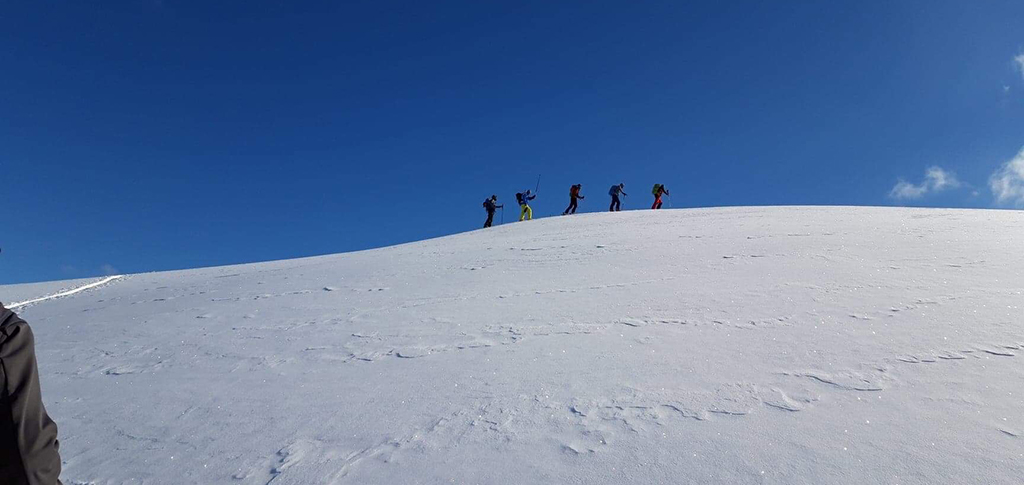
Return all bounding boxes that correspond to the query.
[0,307,62,485]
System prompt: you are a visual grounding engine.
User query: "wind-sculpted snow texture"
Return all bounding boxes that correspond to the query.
[2,207,1023,484]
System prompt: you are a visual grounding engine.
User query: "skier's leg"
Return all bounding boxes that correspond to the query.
[485,212,494,228]
[519,205,527,221]
[526,205,533,220]
[570,199,578,214]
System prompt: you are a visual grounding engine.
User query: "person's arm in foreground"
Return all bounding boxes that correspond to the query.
[0,303,62,485]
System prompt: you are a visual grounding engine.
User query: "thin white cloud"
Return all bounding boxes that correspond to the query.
[889,166,961,200]
[890,180,927,200]
[926,166,960,191]
[100,263,120,275]
[1015,53,1024,80]
[989,146,1024,207]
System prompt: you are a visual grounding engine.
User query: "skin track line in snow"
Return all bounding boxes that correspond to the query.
[6,275,123,310]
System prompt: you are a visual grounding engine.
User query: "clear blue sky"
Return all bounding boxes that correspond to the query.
[2,0,1023,284]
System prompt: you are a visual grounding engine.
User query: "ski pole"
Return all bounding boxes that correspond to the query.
[501,206,504,225]
[535,174,541,194]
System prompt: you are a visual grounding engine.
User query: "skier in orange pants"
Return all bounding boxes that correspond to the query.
[651,184,669,209]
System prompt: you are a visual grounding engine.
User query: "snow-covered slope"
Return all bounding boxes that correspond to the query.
[1,276,115,307]
[3,207,1023,484]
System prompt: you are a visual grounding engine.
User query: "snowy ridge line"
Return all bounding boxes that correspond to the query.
[7,275,124,310]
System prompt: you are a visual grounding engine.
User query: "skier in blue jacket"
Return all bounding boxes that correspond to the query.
[608,183,626,212]
[516,190,537,221]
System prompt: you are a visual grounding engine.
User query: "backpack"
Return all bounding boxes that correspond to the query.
[608,185,617,196]
[483,199,492,210]
[516,192,524,205]
[570,185,579,197]
[652,184,662,196]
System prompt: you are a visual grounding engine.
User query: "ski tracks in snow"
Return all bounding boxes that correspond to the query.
[6,275,124,310]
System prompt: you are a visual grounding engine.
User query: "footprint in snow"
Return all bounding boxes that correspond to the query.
[103,362,163,376]
[561,443,596,455]
[786,370,886,392]
[395,347,431,358]
[978,347,1015,357]
[234,439,323,482]
[762,388,806,412]
[897,355,937,364]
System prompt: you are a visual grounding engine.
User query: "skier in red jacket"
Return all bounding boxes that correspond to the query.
[563,184,585,215]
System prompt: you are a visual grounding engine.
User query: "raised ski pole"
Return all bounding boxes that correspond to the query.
[535,174,541,194]
[500,206,504,225]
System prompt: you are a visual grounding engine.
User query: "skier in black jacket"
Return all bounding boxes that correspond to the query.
[482,195,503,228]
[0,303,62,485]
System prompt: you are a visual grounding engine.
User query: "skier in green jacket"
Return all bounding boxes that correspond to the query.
[651,184,670,209]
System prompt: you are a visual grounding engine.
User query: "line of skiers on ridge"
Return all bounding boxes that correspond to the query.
[482,183,670,228]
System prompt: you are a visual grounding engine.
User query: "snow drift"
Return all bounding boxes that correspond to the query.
[3,206,1023,484]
